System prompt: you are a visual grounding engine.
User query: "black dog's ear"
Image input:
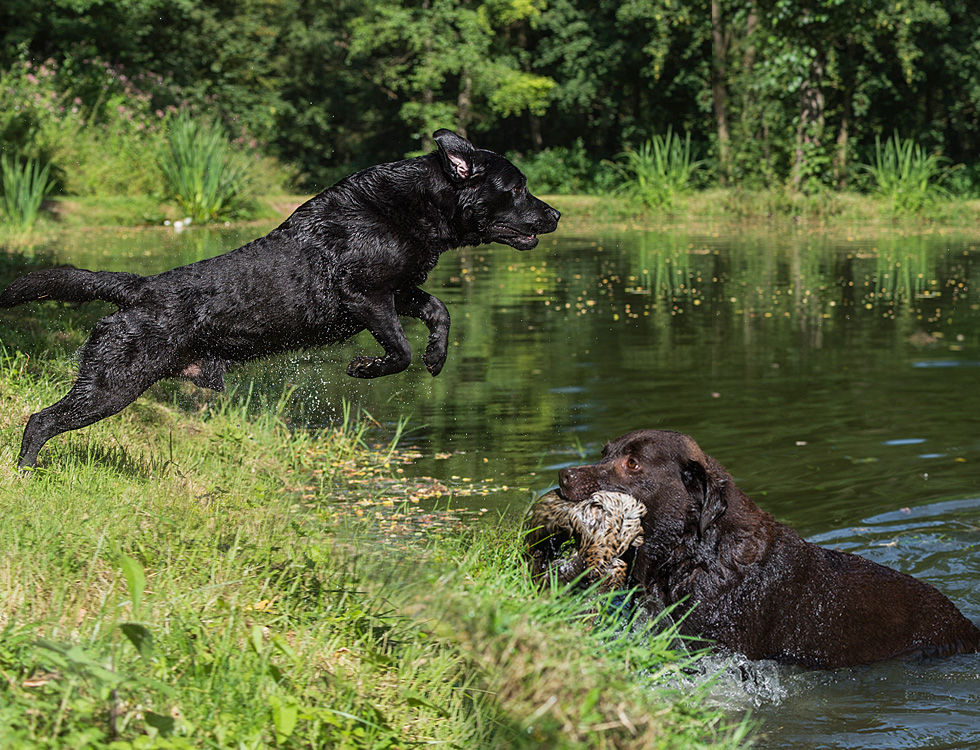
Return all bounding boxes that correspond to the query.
[681,460,727,538]
[434,129,479,181]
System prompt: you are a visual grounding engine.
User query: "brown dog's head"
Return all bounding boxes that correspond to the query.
[558,430,730,558]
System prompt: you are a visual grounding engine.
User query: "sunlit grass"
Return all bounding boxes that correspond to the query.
[158,112,253,223]
[611,129,704,210]
[0,294,750,749]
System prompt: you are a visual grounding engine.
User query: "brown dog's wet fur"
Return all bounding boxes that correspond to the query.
[558,429,980,669]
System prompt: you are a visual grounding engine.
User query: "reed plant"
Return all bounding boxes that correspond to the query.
[0,155,55,231]
[612,128,703,210]
[863,132,955,213]
[158,111,252,223]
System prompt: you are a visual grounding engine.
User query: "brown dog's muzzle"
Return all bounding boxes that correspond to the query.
[558,465,604,502]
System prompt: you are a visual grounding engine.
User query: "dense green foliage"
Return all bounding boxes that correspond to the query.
[3,0,980,195]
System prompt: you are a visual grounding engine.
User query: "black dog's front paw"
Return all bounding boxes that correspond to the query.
[422,325,449,377]
[347,353,412,379]
[347,356,383,378]
[423,343,447,376]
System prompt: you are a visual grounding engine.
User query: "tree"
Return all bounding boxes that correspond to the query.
[348,0,555,148]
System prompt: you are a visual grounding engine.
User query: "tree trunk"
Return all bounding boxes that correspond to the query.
[456,72,472,139]
[710,0,731,182]
[792,54,825,189]
[834,101,849,189]
[517,23,544,150]
[529,113,544,150]
[743,5,758,72]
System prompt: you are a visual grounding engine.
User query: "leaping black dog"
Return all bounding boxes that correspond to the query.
[1,129,560,468]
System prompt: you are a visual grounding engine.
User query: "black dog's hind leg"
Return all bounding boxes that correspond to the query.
[344,291,415,379]
[17,313,168,469]
[395,288,450,376]
[18,370,157,468]
[178,358,229,391]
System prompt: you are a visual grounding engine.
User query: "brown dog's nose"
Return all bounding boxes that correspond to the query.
[558,466,595,501]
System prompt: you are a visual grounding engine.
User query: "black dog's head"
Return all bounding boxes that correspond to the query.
[434,129,560,251]
[558,430,730,554]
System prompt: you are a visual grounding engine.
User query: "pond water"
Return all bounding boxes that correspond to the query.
[9,221,980,748]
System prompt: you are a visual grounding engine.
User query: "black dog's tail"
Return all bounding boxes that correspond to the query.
[0,268,145,309]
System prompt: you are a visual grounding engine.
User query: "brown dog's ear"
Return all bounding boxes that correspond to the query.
[681,459,727,538]
[434,129,479,181]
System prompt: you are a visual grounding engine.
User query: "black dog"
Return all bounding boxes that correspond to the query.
[1,129,559,468]
[558,430,980,668]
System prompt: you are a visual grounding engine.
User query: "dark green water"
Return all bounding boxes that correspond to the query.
[16,223,980,748]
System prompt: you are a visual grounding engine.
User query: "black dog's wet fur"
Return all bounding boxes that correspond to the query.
[0,130,560,468]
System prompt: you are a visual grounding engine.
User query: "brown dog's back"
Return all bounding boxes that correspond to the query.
[712,520,980,668]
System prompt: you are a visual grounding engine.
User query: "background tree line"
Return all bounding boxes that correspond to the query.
[2,0,980,194]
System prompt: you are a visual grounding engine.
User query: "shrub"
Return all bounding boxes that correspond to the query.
[0,155,55,230]
[862,132,957,212]
[511,140,598,194]
[611,128,703,209]
[158,111,254,223]
[0,53,172,198]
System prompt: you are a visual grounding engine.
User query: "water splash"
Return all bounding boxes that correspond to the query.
[677,653,790,710]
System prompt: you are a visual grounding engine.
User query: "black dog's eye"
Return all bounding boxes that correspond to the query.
[626,456,640,471]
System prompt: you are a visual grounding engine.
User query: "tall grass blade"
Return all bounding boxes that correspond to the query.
[119,554,146,618]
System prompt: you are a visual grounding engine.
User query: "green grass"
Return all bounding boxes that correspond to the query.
[862,132,956,213]
[611,129,704,211]
[0,275,750,749]
[539,190,980,234]
[1,155,55,232]
[158,112,254,224]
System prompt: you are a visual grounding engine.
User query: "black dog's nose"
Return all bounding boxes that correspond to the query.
[550,207,561,223]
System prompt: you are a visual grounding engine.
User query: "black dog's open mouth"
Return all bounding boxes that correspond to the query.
[490,224,539,250]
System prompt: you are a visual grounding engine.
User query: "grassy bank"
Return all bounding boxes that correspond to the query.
[545,191,980,233]
[9,188,980,241]
[0,266,748,747]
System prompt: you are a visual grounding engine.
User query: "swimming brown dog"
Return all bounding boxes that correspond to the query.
[557,429,980,669]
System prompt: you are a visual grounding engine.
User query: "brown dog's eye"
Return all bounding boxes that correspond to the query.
[626,456,640,471]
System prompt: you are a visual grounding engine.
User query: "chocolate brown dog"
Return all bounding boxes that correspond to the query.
[558,429,980,668]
